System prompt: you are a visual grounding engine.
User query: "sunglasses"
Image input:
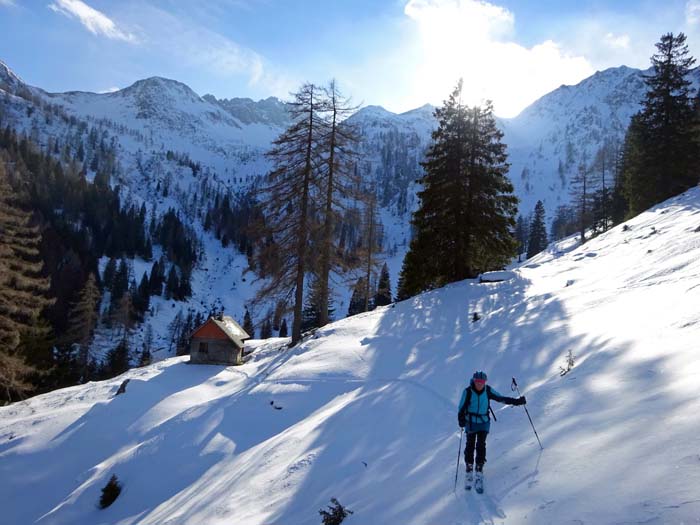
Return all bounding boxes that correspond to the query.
[473,379,486,385]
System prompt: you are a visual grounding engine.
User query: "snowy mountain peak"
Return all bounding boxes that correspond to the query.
[203,94,291,127]
[117,76,205,105]
[0,59,28,95]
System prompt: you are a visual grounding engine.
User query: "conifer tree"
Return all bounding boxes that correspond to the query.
[149,259,164,296]
[317,80,360,327]
[243,309,254,339]
[165,266,179,300]
[64,273,100,381]
[109,259,129,310]
[570,154,593,243]
[0,160,53,400]
[260,318,273,339]
[623,32,698,215]
[361,190,383,312]
[104,338,130,378]
[348,277,367,316]
[133,272,150,321]
[527,201,548,258]
[398,80,517,298]
[374,263,392,307]
[255,83,325,345]
[102,258,117,290]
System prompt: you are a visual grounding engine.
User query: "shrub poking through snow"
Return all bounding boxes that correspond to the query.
[559,349,575,376]
[99,474,122,509]
[319,498,353,525]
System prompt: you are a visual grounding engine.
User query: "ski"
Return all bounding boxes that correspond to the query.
[464,469,473,491]
[475,472,484,494]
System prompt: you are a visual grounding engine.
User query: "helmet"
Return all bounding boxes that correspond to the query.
[472,371,488,382]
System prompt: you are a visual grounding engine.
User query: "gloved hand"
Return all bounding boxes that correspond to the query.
[514,396,526,406]
[458,414,466,428]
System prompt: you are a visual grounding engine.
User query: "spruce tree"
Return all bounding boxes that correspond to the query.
[373,263,392,307]
[527,201,548,258]
[104,338,130,378]
[398,80,518,298]
[243,309,254,338]
[102,258,117,290]
[149,259,163,296]
[348,277,367,316]
[302,277,334,332]
[623,32,698,215]
[260,318,273,339]
[165,266,179,300]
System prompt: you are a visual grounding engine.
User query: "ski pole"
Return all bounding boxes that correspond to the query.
[453,428,464,492]
[511,377,544,450]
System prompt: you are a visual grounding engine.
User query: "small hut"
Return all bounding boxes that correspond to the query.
[189,315,251,365]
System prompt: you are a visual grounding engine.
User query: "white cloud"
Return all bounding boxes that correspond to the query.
[686,0,700,25]
[0,0,16,7]
[604,32,631,49]
[48,0,136,42]
[402,0,594,117]
[134,5,296,97]
[97,86,120,94]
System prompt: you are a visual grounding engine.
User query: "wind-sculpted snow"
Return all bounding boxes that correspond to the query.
[2,187,700,524]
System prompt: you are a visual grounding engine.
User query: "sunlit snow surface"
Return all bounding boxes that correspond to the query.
[2,189,700,524]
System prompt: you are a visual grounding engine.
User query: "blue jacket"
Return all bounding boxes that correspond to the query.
[458,380,519,433]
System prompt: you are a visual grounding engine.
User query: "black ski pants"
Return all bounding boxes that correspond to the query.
[464,430,488,469]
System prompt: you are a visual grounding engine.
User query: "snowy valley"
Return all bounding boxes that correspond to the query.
[2,185,700,524]
[0,59,674,365]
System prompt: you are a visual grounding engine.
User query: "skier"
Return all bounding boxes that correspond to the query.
[457,371,526,493]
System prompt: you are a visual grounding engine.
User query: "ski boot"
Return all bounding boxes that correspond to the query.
[464,463,473,491]
[475,464,484,494]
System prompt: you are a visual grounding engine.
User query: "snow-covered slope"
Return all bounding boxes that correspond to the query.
[3,186,700,524]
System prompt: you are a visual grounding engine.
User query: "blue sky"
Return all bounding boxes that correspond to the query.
[2,0,700,117]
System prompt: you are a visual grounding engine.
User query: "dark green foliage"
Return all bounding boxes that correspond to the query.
[302,277,334,332]
[102,258,117,290]
[319,498,353,525]
[622,32,699,216]
[155,209,197,273]
[148,259,164,296]
[373,263,392,307]
[527,201,548,258]
[279,318,288,337]
[260,318,273,339]
[348,277,368,316]
[206,191,261,256]
[99,474,121,509]
[109,260,129,315]
[550,205,578,241]
[243,309,254,339]
[103,338,130,378]
[398,80,518,299]
[132,272,150,321]
[165,266,179,301]
[514,215,528,261]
